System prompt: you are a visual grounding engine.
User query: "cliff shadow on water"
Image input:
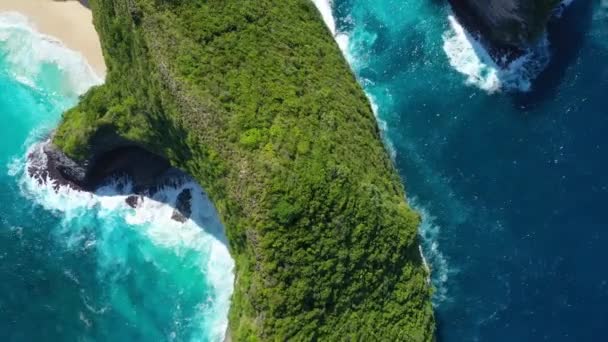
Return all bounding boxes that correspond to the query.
[28,138,229,247]
[512,0,596,108]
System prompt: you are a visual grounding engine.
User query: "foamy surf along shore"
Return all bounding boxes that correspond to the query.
[441,0,577,93]
[0,0,105,78]
[20,142,235,341]
[0,3,235,340]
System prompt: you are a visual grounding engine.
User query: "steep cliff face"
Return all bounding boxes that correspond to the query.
[51,0,435,340]
[450,0,561,51]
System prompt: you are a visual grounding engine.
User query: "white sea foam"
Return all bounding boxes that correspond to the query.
[365,86,397,161]
[410,199,454,304]
[311,0,352,59]
[0,12,102,96]
[335,33,350,54]
[442,15,551,93]
[15,143,235,341]
[443,0,576,93]
[311,0,336,35]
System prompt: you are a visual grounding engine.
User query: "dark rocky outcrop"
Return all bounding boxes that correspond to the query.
[28,142,88,191]
[125,195,141,208]
[29,137,170,192]
[449,0,561,62]
[28,139,192,222]
[171,189,192,223]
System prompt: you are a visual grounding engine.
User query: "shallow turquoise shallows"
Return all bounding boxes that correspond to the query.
[0,13,233,342]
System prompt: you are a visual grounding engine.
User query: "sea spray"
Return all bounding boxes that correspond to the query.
[442,15,550,93]
[410,199,454,304]
[311,0,337,35]
[442,0,577,93]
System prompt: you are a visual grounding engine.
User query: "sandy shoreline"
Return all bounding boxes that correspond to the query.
[0,0,106,77]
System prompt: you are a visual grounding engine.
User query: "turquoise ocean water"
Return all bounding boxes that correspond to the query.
[2,0,608,340]
[0,13,233,341]
[325,0,608,340]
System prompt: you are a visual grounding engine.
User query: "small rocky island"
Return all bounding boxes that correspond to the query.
[449,0,563,61]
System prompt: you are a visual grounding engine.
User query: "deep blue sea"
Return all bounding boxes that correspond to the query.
[0,1,607,341]
[326,0,608,340]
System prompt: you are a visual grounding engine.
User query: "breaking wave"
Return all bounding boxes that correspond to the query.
[442,15,550,93]
[311,0,337,35]
[442,0,576,93]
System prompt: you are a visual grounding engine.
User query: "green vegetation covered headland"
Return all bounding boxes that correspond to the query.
[53,0,435,340]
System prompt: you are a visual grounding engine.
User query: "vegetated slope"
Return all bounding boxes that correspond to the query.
[54,0,435,340]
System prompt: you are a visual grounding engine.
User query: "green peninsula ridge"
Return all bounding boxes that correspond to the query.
[52,0,435,340]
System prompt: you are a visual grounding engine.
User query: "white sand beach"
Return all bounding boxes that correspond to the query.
[0,0,106,77]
